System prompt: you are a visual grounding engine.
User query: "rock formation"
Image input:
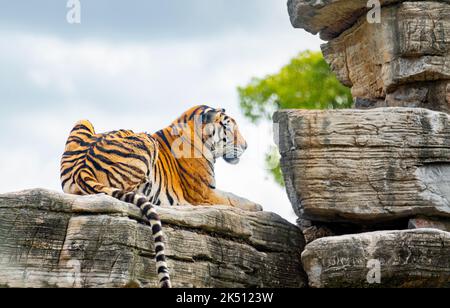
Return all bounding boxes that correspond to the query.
[284,0,450,287]
[290,0,450,112]
[302,229,450,288]
[0,189,306,288]
[275,108,450,225]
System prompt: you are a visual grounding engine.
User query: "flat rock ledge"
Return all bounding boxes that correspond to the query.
[301,229,450,288]
[0,189,306,288]
[288,0,450,40]
[274,107,450,225]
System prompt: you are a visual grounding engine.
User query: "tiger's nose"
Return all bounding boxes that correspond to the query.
[242,142,248,150]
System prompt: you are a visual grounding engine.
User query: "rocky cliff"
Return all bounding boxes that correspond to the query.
[1,188,448,288]
[274,107,450,226]
[0,189,306,288]
[289,0,450,112]
[282,0,450,288]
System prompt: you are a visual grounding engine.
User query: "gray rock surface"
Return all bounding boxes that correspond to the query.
[302,225,335,245]
[288,0,450,40]
[321,1,450,111]
[301,229,450,288]
[286,1,450,289]
[0,189,306,288]
[288,0,398,40]
[274,107,450,224]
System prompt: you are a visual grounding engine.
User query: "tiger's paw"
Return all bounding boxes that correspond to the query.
[218,191,264,212]
[229,197,263,212]
[235,202,263,212]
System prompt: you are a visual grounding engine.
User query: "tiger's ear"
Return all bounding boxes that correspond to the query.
[202,110,218,124]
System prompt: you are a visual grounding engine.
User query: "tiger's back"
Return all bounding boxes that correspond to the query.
[61,120,157,195]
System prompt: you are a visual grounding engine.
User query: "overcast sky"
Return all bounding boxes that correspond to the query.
[0,0,322,222]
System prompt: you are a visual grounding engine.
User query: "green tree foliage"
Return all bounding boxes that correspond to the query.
[238,50,353,186]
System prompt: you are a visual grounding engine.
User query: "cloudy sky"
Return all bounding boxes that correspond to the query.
[0,0,322,222]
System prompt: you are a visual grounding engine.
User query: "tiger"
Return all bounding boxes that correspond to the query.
[60,105,261,288]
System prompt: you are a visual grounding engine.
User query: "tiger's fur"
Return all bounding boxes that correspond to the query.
[60,105,260,288]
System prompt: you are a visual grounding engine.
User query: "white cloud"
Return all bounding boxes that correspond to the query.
[0,29,321,223]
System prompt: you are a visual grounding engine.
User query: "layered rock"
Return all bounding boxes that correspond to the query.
[286,0,450,287]
[288,0,450,39]
[274,107,450,225]
[288,0,405,40]
[321,1,450,111]
[289,0,450,112]
[0,189,306,288]
[301,229,450,288]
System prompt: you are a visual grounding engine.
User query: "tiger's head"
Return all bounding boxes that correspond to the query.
[172,105,248,164]
[202,107,248,165]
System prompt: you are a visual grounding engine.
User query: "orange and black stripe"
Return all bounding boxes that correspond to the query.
[60,120,170,288]
[60,105,247,288]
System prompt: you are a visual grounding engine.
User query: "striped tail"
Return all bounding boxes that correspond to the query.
[78,171,171,288]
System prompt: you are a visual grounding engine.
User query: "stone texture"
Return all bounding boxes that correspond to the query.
[409,217,450,232]
[288,0,450,40]
[302,225,335,244]
[0,189,306,288]
[288,0,392,40]
[301,229,450,288]
[274,107,450,224]
[321,2,450,112]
